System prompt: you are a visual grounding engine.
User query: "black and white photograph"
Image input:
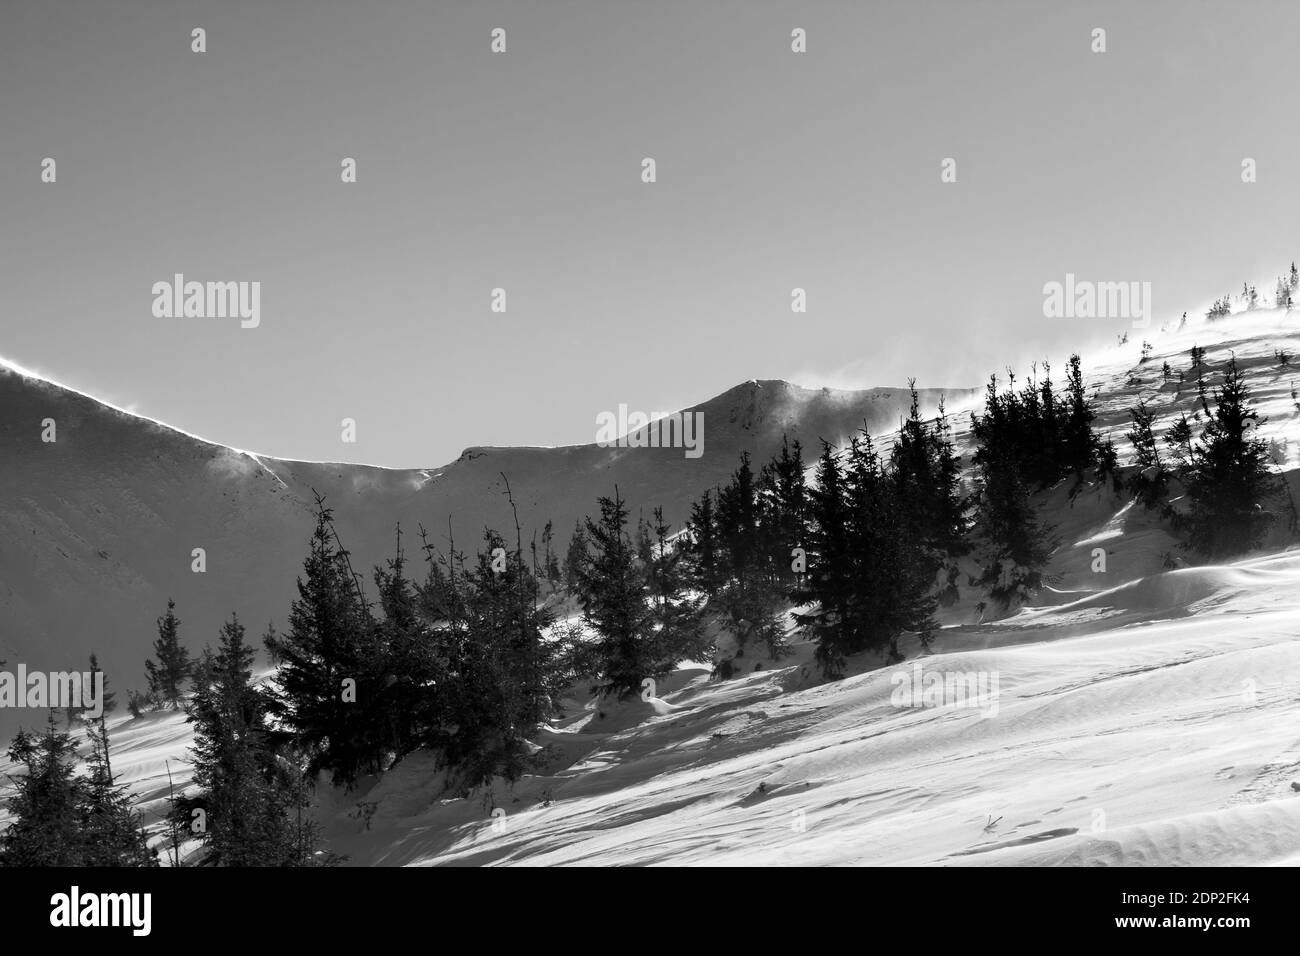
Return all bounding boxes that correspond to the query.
[0,0,1288,935]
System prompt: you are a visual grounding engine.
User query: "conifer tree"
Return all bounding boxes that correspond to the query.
[540,520,562,591]
[65,653,118,783]
[759,436,809,590]
[0,716,85,866]
[645,507,706,664]
[1061,353,1098,478]
[1181,356,1277,557]
[371,526,436,762]
[931,397,970,554]
[448,527,566,786]
[575,488,664,699]
[888,387,966,615]
[1125,400,1169,509]
[91,652,115,719]
[847,429,936,661]
[415,526,456,620]
[188,614,319,866]
[412,526,477,768]
[713,453,783,663]
[635,511,655,576]
[146,598,192,708]
[264,495,380,785]
[715,452,762,587]
[969,372,1059,607]
[80,720,157,866]
[794,442,856,673]
[2,709,155,865]
[65,652,114,728]
[684,489,722,596]
[93,653,117,785]
[971,455,1056,609]
[796,429,937,675]
[891,384,967,555]
[965,356,1113,606]
[562,520,589,595]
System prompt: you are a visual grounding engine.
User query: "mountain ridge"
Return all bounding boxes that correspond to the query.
[0,359,973,740]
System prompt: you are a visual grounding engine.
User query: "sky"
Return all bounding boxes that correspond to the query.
[2,0,1298,467]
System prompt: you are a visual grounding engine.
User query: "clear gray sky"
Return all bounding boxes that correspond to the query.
[2,0,1295,467]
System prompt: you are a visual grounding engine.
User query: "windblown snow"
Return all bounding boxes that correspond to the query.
[6,308,1300,865]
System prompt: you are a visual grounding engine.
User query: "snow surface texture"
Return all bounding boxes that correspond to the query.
[5,307,1300,865]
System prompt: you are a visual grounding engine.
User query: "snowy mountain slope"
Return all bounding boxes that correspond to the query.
[305,306,1300,867]
[0,360,965,741]
[326,355,1300,868]
[30,546,1300,867]
[7,305,1300,866]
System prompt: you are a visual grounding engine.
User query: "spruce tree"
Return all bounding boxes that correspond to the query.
[1181,356,1276,557]
[646,507,707,664]
[1,717,156,867]
[0,716,85,866]
[541,520,562,591]
[415,527,456,620]
[145,598,192,708]
[97,656,116,786]
[449,528,565,786]
[966,360,1104,607]
[930,397,970,554]
[759,436,809,590]
[848,429,936,661]
[1061,353,1098,478]
[634,511,655,575]
[1165,411,1195,471]
[793,429,937,675]
[188,614,318,866]
[264,495,380,785]
[713,453,781,663]
[891,384,967,556]
[413,526,477,770]
[91,653,116,718]
[1125,400,1169,509]
[575,488,663,699]
[715,452,762,587]
[562,520,589,596]
[684,489,722,596]
[971,454,1055,608]
[65,652,114,728]
[80,720,157,866]
[1035,362,1063,484]
[68,653,118,784]
[371,527,436,762]
[794,441,856,674]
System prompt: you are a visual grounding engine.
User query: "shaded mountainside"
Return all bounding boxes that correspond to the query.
[0,362,972,738]
[6,309,1300,865]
